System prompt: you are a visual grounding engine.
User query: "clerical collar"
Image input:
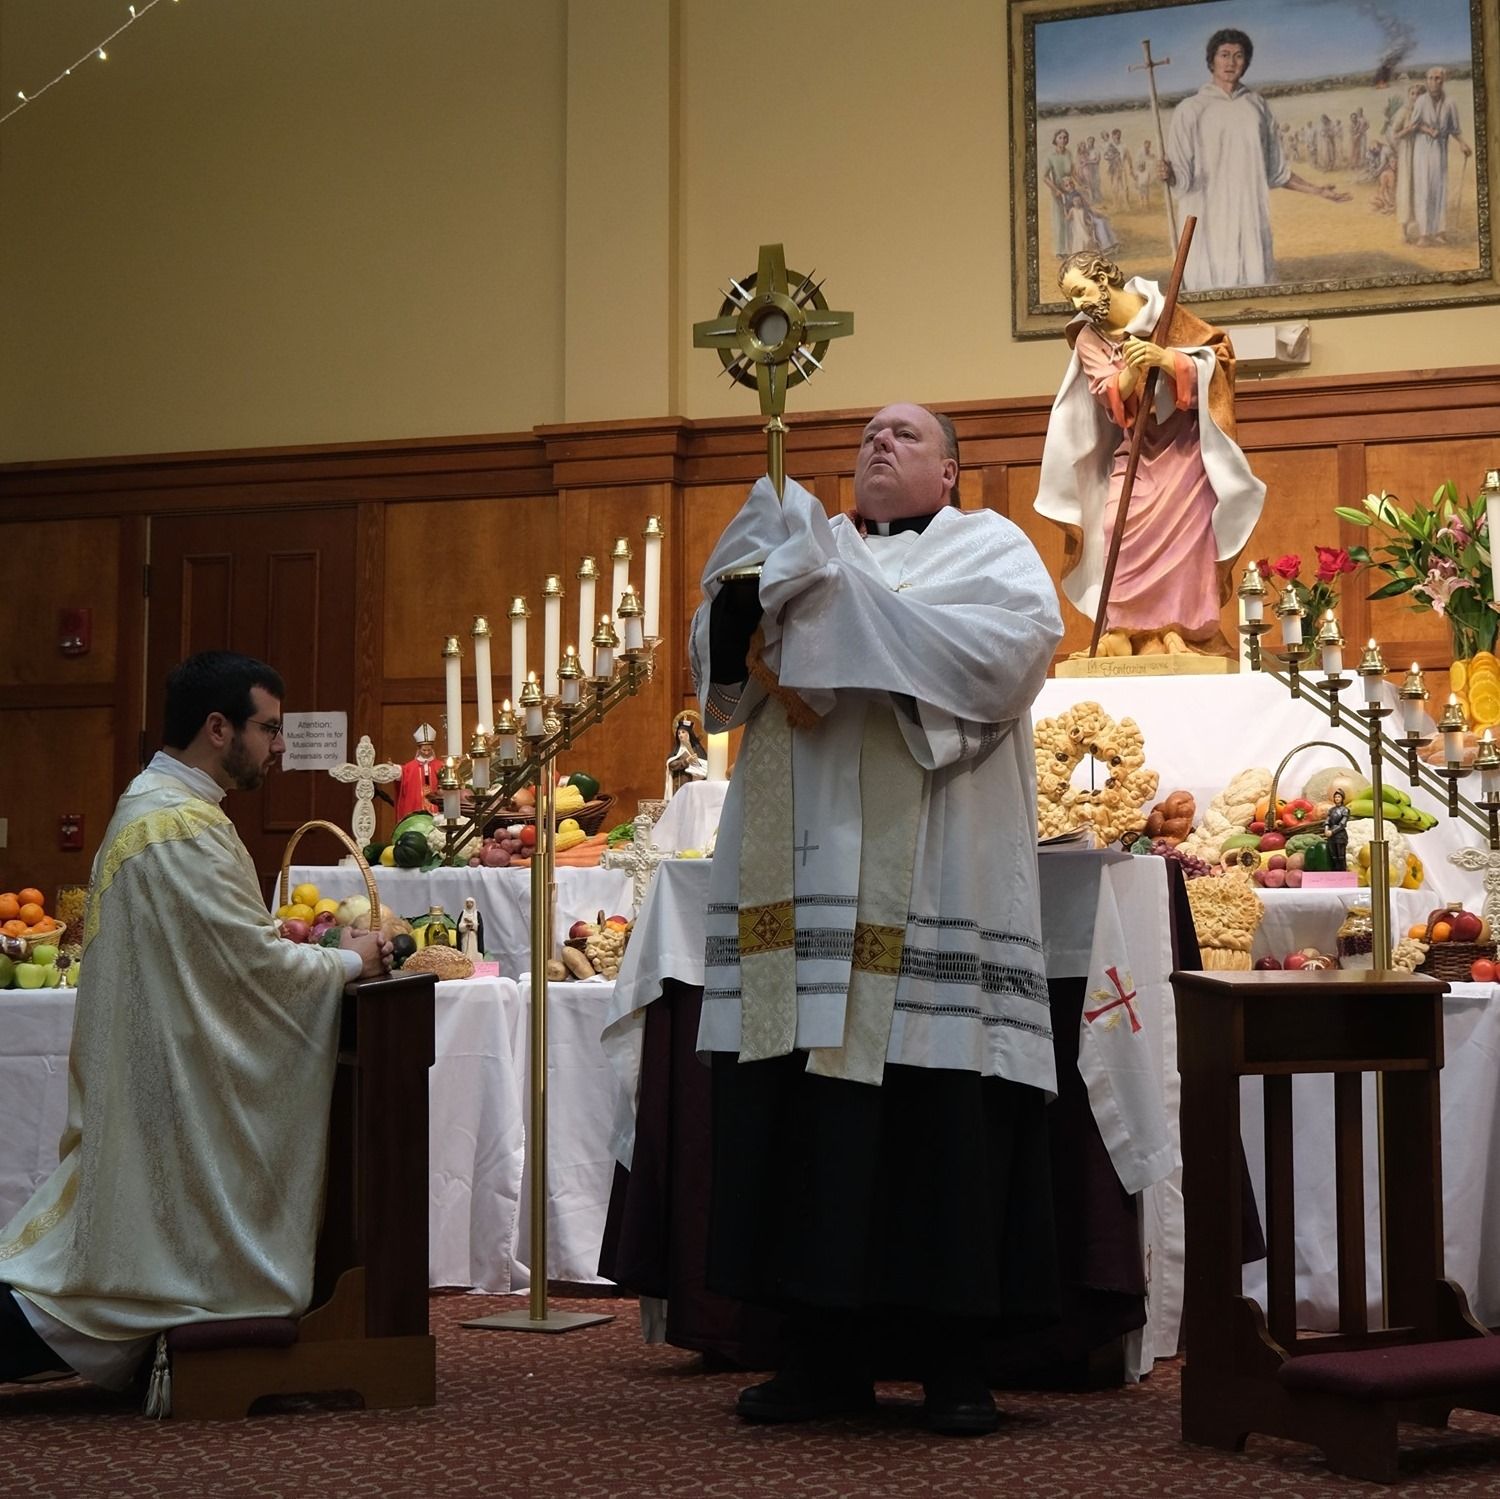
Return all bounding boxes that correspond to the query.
[148,750,228,804]
[871,511,942,537]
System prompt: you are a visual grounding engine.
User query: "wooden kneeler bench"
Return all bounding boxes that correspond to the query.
[161,972,437,1419]
[1174,969,1500,1484]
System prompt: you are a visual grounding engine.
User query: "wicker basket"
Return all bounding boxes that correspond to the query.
[1418,941,1499,981]
[484,794,616,839]
[278,820,380,917]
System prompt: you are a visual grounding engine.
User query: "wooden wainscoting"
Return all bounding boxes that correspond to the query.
[2,365,1497,890]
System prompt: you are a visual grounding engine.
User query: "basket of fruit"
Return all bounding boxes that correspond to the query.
[0,887,68,958]
[275,820,410,947]
[1413,903,1495,981]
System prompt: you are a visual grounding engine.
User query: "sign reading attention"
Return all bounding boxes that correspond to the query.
[280,711,348,772]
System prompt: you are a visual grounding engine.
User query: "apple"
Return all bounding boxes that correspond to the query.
[1470,958,1497,983]
[1258,831,1287,852]
[1253,955,1282,970]
[1283,953,1308,970]
[279,919,311,943]
[13,963,47,989]
[1452,911,1483,942]
[30,943,59,967]
[0,954,12,988]
[569,920,593,940]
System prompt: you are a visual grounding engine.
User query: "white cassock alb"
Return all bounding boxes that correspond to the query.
[691,478,1063,1090]
[1166,82,1289,291]
[0,756,351,1388]
[1410,91,1464,238]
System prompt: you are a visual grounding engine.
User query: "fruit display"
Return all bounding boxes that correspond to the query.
[1176,768,1271,867]
[274,881,412,945]
[556,910,631,980]
[1254,949,1337,971]
[0,888,75,990]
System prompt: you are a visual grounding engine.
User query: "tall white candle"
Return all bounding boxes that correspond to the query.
[1362,643,1384,705]
[509,597,529,710]
[1443,696,1466,763]
[577,558,597,658]
[707,732,729,782]
[1244,595,1264,624]
[611,538,631,625]
[1320,639,1343,677]
[472,618,494,735]
[643,517,663,640]
[443,637,463,759]
[543,576,562,698]
[1483,732,1500,800]
[1402,665,1426,736]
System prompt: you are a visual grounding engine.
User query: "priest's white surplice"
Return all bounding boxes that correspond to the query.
[691,478,1064,1091]
[0,766,349,1347]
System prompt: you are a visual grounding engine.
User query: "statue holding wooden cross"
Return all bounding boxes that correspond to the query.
[1034,219,1265,665]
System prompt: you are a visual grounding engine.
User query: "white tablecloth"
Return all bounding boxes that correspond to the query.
[1033,673,1483,912]
[650,780,728,853]
[285,864,633,981]
[0,976,618,1296]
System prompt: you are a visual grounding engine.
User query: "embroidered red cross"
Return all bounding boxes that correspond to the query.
[1084,965,1142,1033]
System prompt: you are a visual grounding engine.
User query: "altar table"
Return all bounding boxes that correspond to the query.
[284,864,633,980]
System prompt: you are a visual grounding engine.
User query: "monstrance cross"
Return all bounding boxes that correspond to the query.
[330,735,402,846]
[693,242,853,498]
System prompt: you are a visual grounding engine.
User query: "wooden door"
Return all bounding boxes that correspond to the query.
[145,508,360,887]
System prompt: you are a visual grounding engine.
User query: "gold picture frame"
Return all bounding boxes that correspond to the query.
[1008,0,1499,337]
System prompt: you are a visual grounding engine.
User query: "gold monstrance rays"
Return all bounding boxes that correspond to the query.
[693,242,853,496]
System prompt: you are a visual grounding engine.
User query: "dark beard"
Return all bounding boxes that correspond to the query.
[1083,284,1112,327]
[223,732,268,791]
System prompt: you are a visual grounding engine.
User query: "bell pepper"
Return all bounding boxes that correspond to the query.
[1301,839,1332,872]
[1278,797,1318,828]
[1402,853,1424,890]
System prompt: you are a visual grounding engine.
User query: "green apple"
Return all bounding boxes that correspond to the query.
[0,954,13,988]
[40,965,61,988]
[30,943,58,968]
[13,963,47,990]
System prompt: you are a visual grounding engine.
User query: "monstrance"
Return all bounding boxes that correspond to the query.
[693,242,852,501]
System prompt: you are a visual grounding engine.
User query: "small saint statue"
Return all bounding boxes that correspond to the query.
[1034,250,1265,660]
[457,897,483,962]
[1324,787,1350,873]
[395,722,442,822]
[665,712,708,797]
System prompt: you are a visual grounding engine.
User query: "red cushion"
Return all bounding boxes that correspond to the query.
[165,1317,299,1354]
[1279,1338,1500,1400]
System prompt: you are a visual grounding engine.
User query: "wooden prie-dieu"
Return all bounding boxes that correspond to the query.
[1174,968,1500,1483]
[164,971,437,1419]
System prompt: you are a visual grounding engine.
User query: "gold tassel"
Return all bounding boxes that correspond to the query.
[746,626,821,730]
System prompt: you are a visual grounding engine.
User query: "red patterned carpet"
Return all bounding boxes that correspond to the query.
[4,1295,1500,1496]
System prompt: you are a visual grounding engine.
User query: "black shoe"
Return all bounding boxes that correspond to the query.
[922,1377,999,1436]
[735,1368,877,1424]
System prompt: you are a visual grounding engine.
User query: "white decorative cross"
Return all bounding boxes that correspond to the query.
[330,735,402,846]
[601,809,670,914]
[1449,844,1500,934]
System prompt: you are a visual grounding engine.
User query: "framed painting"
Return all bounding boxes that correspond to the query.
[1008,0,1499,336]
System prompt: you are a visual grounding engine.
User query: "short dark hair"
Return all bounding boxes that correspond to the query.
[163,651,285,749]
[932,411,961,507]
[1206,28,1253,73]
[1057,250,1125,291]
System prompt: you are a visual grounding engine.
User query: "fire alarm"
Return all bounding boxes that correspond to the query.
[59,813,85,852]
[59,608,92,656]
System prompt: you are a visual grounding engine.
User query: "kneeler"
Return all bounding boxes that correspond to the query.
[159,971,437,1419]
[1175,969,1500,1484]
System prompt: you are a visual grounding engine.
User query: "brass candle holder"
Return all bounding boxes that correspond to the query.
[1397,663,1429,786]
[1236,562,1273,671]
[1474,729,1500,847]
[1271,583,1310,696]
[1436,694,1471,819]
[1314,609,1351,726]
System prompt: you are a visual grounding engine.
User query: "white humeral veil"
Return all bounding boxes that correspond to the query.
[691,478,1064,1091]
[0,768,348,1342]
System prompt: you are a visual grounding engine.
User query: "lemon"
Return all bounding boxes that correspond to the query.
[292,882,321,909]
[379,846,396,867]
[286,902,315,924]
[313,897,341,918]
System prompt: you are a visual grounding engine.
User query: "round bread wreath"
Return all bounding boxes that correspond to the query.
[1033,700,1160,846]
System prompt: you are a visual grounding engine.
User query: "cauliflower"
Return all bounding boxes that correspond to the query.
[1345,818,1411,886]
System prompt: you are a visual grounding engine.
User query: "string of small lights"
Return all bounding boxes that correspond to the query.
[0,0,178,129]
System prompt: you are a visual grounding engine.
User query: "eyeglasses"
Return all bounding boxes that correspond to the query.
[245,717,285,740]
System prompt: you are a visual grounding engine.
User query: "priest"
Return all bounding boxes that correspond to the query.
[0,651,390,1395]
[693,403,1063,1435]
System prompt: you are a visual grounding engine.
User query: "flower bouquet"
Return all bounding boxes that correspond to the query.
[1254,546,1358,628]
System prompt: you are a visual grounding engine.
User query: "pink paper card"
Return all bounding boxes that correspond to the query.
[470,960,501,978]
[1300,872,1359,889]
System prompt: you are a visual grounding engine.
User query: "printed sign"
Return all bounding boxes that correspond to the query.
[280,711,348,772]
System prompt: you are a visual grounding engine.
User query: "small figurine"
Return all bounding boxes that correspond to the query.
[1325,787,1350,873]
[395,722,441,822]
[457,897,483,962]
[665,711,708,797]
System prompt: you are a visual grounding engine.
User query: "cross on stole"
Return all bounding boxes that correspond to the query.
[330,735,402,846]
[793,832,820,868]
[1083,965,1142,1033]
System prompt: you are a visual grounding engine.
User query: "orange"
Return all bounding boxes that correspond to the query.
[17,888,44,910]
[1432,921,1453,942]
[17,902,43,927]
[0,894,17,922]
[1,919,26,937]
[1407,923,1428,940]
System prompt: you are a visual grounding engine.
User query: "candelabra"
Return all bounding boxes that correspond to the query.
[452,523,663,1338]
[1236,567,1500,973]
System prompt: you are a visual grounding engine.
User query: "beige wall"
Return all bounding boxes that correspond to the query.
[1,0,1496,461]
